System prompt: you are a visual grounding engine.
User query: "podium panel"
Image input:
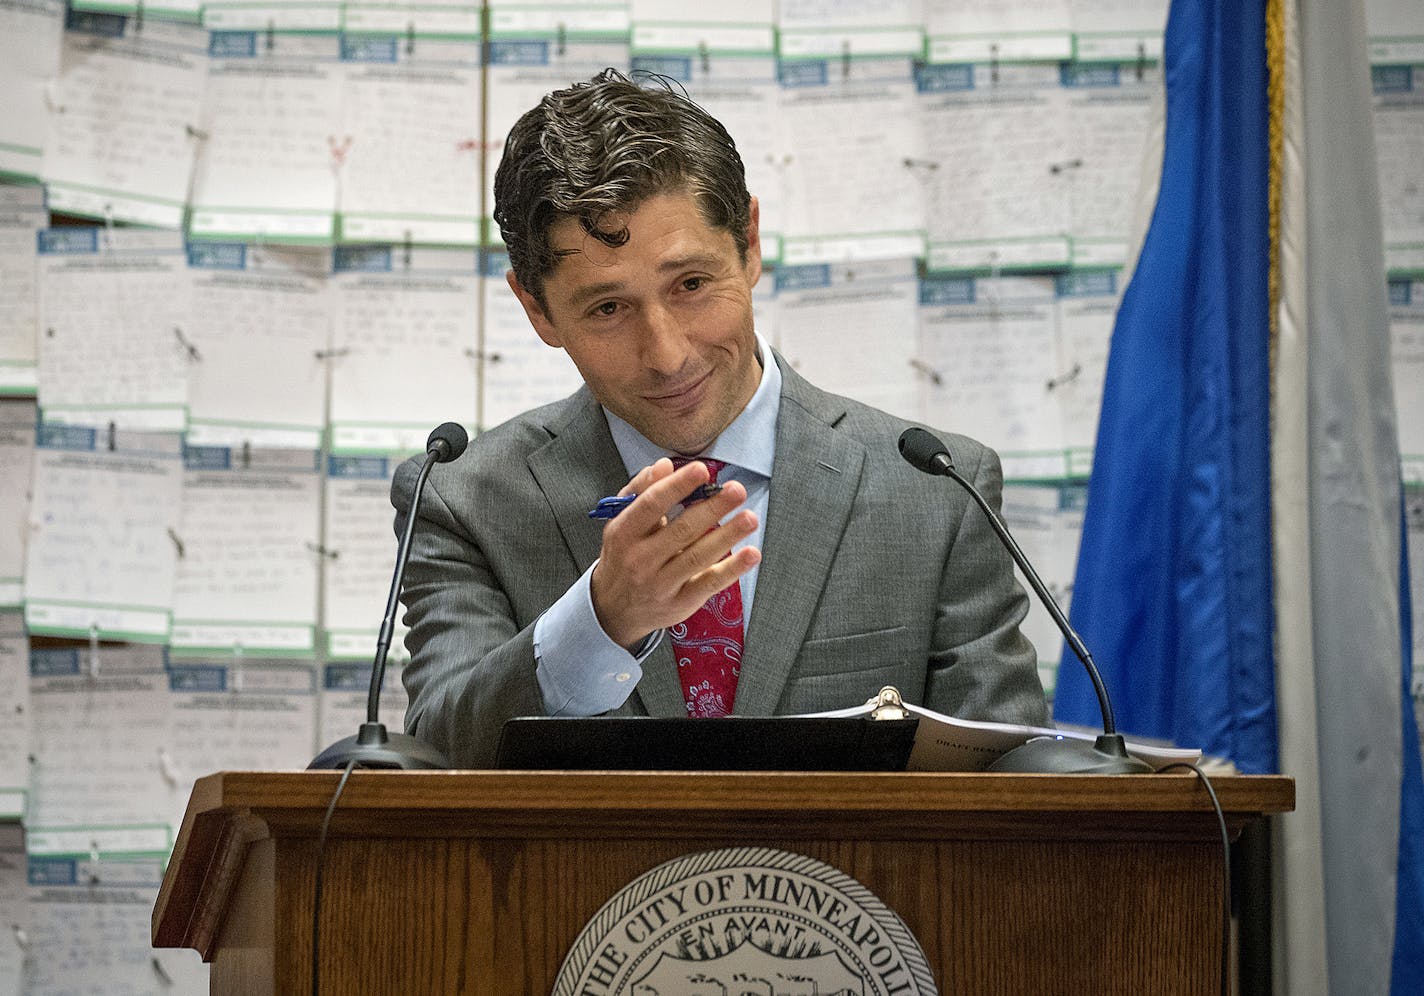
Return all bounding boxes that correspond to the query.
[154,771,1294,994]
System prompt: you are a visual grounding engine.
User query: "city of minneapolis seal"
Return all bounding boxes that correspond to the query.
[554,847,937,995]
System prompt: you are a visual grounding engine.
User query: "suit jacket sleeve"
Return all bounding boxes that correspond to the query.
[922,439,1049,728]
[391,456,548,769]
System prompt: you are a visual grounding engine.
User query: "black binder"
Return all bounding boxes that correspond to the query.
[494,716,918,771]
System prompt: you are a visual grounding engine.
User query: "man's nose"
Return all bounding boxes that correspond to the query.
[639,302,691,375]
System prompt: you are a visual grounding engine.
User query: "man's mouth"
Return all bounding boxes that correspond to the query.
[645,371,711,409]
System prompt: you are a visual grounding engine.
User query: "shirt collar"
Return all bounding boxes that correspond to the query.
[605,330,780,479]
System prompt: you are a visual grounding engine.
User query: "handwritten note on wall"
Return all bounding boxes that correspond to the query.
[23,426,182,642]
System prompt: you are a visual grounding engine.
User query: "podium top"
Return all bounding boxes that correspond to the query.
[170,769,1293,846]
[154,770,1292,954]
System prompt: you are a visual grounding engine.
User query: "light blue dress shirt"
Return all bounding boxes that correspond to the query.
[532,332,781,715]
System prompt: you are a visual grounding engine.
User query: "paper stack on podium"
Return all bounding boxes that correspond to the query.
[808,686,1202,772]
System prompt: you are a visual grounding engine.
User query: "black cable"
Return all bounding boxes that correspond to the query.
[312,759,358,996]
[1160,762,1231,996]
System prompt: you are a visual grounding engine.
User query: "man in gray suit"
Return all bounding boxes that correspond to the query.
[394,70,1047,769]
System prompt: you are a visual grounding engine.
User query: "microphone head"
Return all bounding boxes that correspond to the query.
[427,422,469,463]
[898,426,954,475]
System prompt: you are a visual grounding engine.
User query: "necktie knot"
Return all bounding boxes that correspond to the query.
[671,456,726,484]
[671,458,727,506]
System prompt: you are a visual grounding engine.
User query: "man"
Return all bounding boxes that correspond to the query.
[394,69,1047,768]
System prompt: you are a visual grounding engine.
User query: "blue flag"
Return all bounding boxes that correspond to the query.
[1056,0,1424,990]
[1053,0,1277,774]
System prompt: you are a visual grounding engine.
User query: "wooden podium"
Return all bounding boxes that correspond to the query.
[153,770,1293,994]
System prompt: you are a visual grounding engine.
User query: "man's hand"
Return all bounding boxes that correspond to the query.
[590,458,760,650]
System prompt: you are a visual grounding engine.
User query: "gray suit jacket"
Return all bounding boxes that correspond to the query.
[393,354,1047,768]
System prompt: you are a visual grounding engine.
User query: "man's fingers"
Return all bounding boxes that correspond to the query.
[618,457,674,499]
[673,508,758,576]
[678,546,761,609]
[659,478,748,548]
[616,460,711,530]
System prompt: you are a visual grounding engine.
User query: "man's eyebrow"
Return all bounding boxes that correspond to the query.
[564,254,725,308]
[658,252,722,273]
[567,280,626,308]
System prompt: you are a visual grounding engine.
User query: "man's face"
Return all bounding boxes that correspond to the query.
[508,191,763,455]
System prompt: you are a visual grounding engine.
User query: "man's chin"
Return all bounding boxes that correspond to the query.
[649,430,720,457]
[626,411,721,456]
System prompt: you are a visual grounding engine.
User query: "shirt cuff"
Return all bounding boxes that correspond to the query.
[533,562,663,716]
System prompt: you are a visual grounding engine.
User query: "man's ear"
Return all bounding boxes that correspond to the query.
[506,270,562,347]
[743,195,763,287]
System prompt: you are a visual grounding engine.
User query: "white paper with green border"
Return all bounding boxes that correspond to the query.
[23,429,181,643]
[170,445,322,654]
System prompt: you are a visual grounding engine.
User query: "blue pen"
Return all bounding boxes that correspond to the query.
[588,494,636,519]
[588,483,724,519]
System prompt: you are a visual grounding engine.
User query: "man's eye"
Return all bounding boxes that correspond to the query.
[594,301,619,316]
[683,277,704,291]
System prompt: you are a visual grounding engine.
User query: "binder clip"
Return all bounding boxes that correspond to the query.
[908,357,944,387]
[151,956,173,986]
[173,326,201,362]
[305,541,338,561]
[1046,362,1082,391]
[868,685,909,720]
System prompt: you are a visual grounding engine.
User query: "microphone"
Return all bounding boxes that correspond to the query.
[898,426,1150,774]
[309,422,469,770]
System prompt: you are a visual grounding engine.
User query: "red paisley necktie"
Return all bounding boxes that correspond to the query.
[669,458,743,718]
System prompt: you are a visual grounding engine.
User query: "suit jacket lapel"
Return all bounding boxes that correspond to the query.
[526,388,626,576]
[524,390,685,718]
[734,359,865,716]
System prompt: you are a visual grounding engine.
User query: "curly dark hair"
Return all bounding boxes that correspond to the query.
[492,68,752,309]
